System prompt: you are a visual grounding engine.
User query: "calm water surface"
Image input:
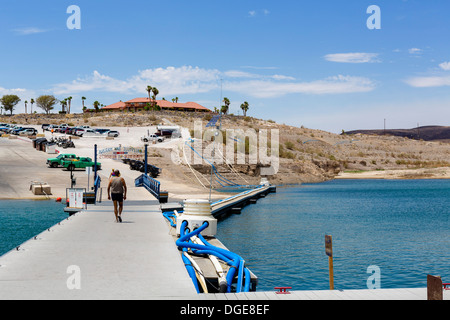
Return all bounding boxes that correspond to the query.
[1,180,448,292]
[0,200,66,256]
[217,179,450,291]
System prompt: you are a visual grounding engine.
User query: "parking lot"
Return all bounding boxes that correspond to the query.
[0,123,187,200]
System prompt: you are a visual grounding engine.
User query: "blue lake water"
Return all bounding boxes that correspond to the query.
[216,179,450,291]
[1,179,448,292]
[0,200,66,256]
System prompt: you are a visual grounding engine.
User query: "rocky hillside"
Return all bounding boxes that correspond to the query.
[344,126,450,142]
[2,112,449,184]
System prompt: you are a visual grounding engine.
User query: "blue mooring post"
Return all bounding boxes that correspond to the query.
[144,144,148,176]
[94,144,98,182]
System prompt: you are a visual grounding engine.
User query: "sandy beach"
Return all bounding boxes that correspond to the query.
[336,167,450,180]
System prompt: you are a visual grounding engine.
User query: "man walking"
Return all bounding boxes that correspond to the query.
[107,169,127,223]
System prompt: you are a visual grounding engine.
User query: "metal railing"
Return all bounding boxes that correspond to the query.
[94,175,101,204]
[135,174,160,200]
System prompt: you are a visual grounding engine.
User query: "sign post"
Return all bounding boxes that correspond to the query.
[86,166,92,190]
[325,235,334,290]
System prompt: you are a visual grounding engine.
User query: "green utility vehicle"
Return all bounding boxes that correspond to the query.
[61,157,101,171]
[47,154,77,168]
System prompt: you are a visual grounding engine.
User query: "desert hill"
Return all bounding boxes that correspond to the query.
[1,112,449,184]
[344,126,450,142]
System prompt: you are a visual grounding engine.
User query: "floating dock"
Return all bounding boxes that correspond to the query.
[211,185,276,219]
[0,194,447,300]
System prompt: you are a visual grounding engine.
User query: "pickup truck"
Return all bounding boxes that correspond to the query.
[141,134,164,143]
[61,157,101,171]
[47,153,77,168]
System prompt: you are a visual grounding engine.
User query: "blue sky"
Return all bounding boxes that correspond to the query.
[1,0,450,133]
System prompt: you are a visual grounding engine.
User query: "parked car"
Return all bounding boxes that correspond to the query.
[47,153,77,168]
[61,157,101,171]
[19,128,38,136]
[59,127,73,134]
[48,125,60,132]
[41,124,50,131]
[95,129,110,135]
[106,130,120,137]
[11,127,27,135]
[141,134,164,143]
[7,126,22,133]
[80,129,101,137]
[74,128,85,136]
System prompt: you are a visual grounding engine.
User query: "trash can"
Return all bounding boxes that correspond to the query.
[159,191,169,204]
[35,138,46,150]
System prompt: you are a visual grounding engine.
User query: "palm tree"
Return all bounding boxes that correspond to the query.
[24,100,28,114]
[146,85,153,101]
[151,87,159,110]
[30,98,35,114]
[82,96,86,109]
[221,97,230,115]
[175,97,179,103]
[60,99,67,113]
[93,101,100,112]
[67,96,72,114]
[240,101,249,117]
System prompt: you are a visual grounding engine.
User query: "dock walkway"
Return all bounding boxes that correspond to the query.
[0,200,197,300]
[0,200,448,300]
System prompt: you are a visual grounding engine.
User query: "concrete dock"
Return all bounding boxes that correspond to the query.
[0,200,197,300]
[0,200,448,300]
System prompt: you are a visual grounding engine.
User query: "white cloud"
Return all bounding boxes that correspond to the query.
[408,48,423,55]
[52,66,375,99]
[53,66,221,96]
[12,27,48,35]
[241,66,278,70]
[248,11,257,17]
[0,87,27,95]
[324,53,380,63]
[405,75,450,88]
[439,62,450,71]
[225,75,375,98]
[224,70,295,81]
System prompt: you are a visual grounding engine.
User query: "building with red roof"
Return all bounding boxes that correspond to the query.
[102,98,211,113]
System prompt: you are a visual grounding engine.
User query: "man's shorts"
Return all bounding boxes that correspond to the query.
[111,193,124,202]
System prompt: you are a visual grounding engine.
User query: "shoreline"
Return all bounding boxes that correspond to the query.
[1,125,449,202]
[336,167,450,180]
[3,169,450,202]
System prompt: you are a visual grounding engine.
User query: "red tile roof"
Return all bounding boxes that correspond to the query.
[102,101,126,110]
[104,98,210,112]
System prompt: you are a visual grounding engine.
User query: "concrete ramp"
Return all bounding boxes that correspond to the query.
[0,201,197,300]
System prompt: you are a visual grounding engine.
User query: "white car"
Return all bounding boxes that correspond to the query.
[141,134,164,143]
[106,130,120,137]
[80,129,101,137]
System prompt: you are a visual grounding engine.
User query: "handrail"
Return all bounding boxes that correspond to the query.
[135,174,161,200]
[94,175,101,204]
